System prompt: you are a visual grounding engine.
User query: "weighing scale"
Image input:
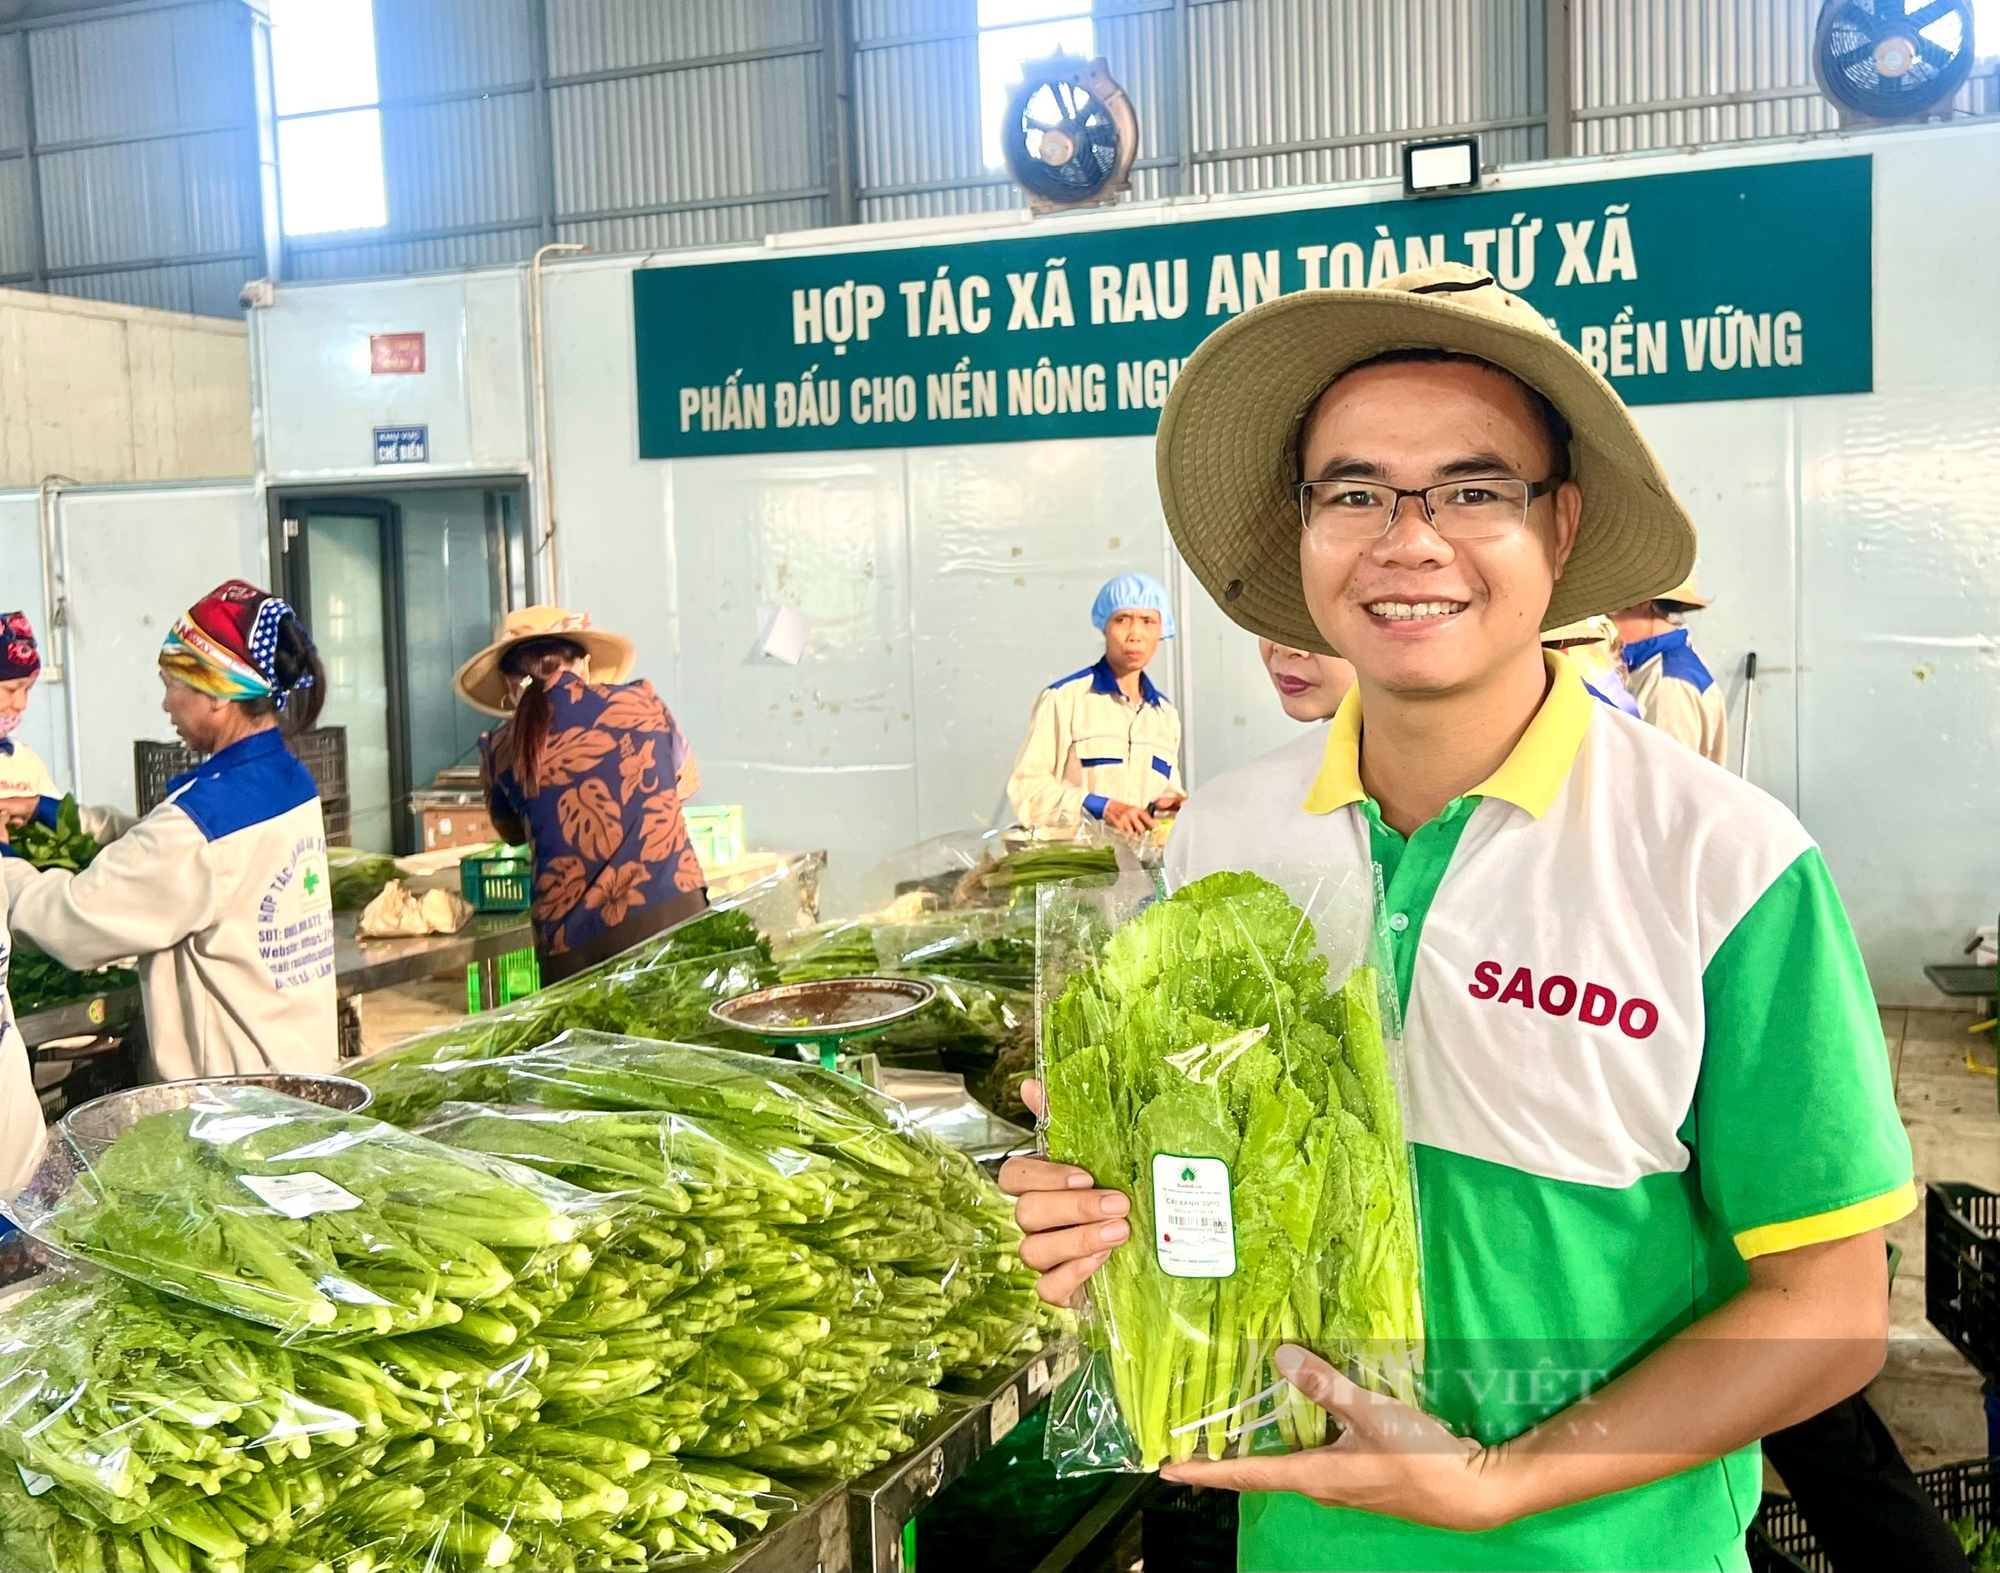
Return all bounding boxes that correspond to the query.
[709,975,937,1076]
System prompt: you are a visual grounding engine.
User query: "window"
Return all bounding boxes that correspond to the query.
[269,0,387,236]
[977,0,1095,169]
[1975,0,2000,57]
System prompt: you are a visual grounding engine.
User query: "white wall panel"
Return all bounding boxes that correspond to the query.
[0,483,265,811]
[258,272,530,480]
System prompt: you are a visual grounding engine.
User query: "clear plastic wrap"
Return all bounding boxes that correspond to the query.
[351,944,777,1128]
[6,1084,626,1342]
[0,1268,549,1573]
[407,1033,1070,1479]
[1036,867,1423,1474]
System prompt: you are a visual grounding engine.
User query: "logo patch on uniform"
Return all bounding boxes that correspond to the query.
[1467,960,1659,1039]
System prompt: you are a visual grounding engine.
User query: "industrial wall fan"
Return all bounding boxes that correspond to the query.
[1000,54,1139,211]
[1814,0,1977,122]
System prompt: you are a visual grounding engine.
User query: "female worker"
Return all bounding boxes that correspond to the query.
[0,613,60,830]
[1,581,337,1082]
[455,606,704,984]
[1258,637,1355,723]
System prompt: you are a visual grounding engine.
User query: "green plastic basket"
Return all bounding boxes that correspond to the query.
[460,846,532,912]
[467,947,540,1013]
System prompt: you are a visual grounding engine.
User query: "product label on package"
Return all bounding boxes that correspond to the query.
[240,1171,364,1219]
[1151,1153,1235,1278]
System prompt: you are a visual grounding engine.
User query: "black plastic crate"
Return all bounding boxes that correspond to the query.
[321,794,351,849]
[136,727,349,815]
[1929,1182,2000,1380]
[1750,1456,1995,1571]
[1140,1483,1237,1573]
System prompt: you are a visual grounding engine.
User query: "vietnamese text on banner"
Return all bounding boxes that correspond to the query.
[634,155,1872,459]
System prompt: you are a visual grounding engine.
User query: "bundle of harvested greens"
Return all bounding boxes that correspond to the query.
[6,795,139,1012]
[1038,871,1422,1471]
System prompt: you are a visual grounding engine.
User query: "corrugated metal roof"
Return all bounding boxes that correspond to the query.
[551,52,825,218]
[853,32,984,198]
[0,36,28,156]
[382,93,541,233]
[3,0,1996,307]
[546,0,818,77]
[373,0,534,100]
[1571,0,1836,153]
[28,1,251,146]
[0,158,35,277]
[47,257,250,317]
[39,129,254,269]
[285,225,534,280]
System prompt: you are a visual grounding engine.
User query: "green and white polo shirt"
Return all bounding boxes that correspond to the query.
[1165,651,1914,1572]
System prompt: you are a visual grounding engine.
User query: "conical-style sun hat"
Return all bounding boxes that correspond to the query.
[1155,261,1696,655]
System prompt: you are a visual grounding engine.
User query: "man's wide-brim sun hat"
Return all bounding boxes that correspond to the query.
[452,606,636,718]
[1155,261,1697,654]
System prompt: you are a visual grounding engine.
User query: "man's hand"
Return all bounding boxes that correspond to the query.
[1149,792,1187,816]
[1163,1345,1511,1532]
[0,795,36,839]
[1101,800,1154,835]
[996,1078,1131,1305]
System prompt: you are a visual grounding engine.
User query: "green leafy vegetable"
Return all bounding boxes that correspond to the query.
[7,795,139,1012]
[1040,871,1423,1470]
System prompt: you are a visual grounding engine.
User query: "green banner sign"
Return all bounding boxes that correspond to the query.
[635,154,1871,458]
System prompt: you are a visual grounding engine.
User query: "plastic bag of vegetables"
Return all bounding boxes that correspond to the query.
[1036,867,1423,1473]
[351,941,776,1127]
[0,1267,551,1573]
[6,1083,626,1341]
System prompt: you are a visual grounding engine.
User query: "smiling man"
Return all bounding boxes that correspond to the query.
[1001,264,1913,1570]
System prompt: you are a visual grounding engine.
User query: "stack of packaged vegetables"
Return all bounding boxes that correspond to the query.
[382,1033,1063,1471]
[0,1082,791,1571]
[0,1042,1063,1571]
[6,795,139,1012]
[349,906,780,1130]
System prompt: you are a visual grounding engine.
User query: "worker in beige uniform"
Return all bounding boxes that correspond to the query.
[1612,577,1728,766]
[2,582,337,1083]
[1006,574,1184,835]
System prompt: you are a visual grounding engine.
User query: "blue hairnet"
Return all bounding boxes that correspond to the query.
[1090,573,1176,639]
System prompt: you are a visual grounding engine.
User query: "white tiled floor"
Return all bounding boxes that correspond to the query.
[1868,1006,1997,1469]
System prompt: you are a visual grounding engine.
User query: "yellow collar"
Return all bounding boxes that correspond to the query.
[1301,650,1594,820]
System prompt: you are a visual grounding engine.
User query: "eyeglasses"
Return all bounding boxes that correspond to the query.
[1295,475,1563,541]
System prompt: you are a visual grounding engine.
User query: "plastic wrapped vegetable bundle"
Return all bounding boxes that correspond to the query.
[8,1085,624,1342]
[353,940,775,1128]
[0,1271,551,1573]
[404,1034,1064,1473]
[1038,870,1423,1472]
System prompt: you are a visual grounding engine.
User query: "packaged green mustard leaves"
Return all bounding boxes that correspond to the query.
[1036,869,1424,1473]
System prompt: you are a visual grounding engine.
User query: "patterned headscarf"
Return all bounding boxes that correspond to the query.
[0,612,38,682]
[159,580,316,709]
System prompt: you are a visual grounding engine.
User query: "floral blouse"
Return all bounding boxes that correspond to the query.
[480,673,704,959]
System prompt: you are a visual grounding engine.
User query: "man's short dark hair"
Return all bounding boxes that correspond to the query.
[1295,348,1574,483]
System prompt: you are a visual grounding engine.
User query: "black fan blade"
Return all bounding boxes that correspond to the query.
[1903,0,1958,29]
[1914,33,1960,71]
